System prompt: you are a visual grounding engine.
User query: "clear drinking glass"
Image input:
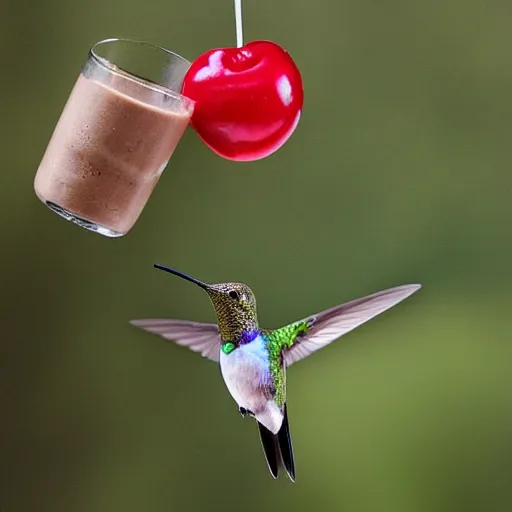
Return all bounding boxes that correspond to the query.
[34,38,194,237]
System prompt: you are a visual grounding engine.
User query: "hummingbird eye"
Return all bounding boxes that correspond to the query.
[228,290,240,300]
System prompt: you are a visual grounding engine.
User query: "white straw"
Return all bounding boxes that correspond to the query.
[234,0,243,48]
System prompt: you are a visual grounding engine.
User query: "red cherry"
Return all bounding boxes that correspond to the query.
[181,40,303,162]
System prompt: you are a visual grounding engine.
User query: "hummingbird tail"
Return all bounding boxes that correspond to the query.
[257,404,295,482]
[257,421,279,479]
[277,404,295,481]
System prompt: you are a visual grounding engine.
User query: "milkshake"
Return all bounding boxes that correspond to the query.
[34,39,194,237]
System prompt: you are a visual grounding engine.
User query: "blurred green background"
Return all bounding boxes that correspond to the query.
[2,0,512,511]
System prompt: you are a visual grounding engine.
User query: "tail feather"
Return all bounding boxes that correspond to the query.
[277,404,295,481]
[257,421,279,479]
[257,404,295,482]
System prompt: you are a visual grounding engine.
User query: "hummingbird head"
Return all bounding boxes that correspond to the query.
[154,264,259,343]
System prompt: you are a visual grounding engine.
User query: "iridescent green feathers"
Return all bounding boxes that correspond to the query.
[261,322,311,407]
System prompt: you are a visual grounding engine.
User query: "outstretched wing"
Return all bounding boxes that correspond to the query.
[130,318,222,362]
[283,284,421,366]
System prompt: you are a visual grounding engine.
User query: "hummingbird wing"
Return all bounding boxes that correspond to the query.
[130,319,222,362]
[283,284,421,366]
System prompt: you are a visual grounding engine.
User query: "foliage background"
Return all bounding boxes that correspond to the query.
[2,0,512,511]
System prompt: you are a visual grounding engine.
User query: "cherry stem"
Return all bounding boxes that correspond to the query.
[234,0,243,48]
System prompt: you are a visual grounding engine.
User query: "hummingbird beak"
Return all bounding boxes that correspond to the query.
[153,264,208,290]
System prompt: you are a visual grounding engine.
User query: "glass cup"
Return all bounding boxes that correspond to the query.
[34,38,194,237]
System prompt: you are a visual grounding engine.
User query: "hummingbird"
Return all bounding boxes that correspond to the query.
[130,264,421,482]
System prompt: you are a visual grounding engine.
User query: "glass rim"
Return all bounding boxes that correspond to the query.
[89,37,194,104]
